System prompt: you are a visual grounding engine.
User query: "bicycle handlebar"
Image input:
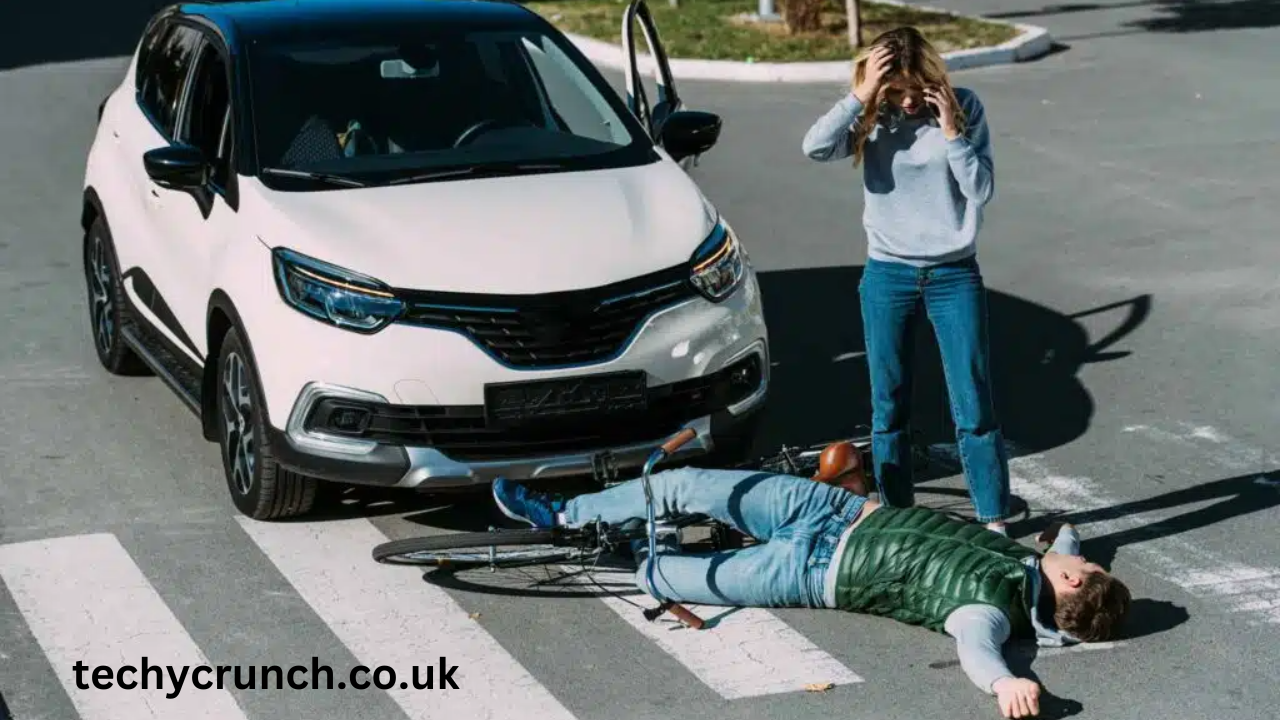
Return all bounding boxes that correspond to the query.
[660,428,697,455]
[664,602,706,630]
[641,427,706,630]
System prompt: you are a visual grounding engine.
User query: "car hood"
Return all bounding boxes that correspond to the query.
[244,160,719,294]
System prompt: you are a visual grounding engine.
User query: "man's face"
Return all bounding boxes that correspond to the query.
[1047,553,1109,596]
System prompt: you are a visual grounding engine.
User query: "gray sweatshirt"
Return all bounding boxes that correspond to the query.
[801,88,995,267]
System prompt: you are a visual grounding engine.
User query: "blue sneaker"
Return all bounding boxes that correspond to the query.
[492,477,562,528]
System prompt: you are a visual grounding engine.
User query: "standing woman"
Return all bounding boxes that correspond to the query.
[801,27,1011,533]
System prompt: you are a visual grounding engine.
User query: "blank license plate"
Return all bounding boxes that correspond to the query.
[484,371,648,426]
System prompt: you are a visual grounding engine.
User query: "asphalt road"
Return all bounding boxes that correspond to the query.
[2,2,1279,720]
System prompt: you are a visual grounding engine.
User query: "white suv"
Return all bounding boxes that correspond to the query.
[81,0,770,519]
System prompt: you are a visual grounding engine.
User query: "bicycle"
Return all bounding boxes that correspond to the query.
[371,427,930,629]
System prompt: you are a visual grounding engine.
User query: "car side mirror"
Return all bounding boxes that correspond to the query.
[143,144,209,191]
[659,110,722,162]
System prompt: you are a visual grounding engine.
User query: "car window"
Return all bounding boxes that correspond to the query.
[179,42,232,189]
[137,24,203,138]
[245,28,653,189]
[134,21,170,89]
[517,35,629,146]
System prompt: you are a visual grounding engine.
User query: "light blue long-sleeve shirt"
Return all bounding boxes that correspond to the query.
[801,88,995,267]
[943,527,1083,694]
[822,520,1081,694]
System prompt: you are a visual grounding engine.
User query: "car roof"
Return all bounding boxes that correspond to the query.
[172,0,545,45]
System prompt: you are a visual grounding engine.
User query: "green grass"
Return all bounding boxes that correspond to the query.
[523,0,1019,62]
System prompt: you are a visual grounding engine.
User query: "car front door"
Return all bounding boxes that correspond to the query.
[124,20,208,363]
[142,31,238,365]
[622,0,719,170]
[622,0,681,135]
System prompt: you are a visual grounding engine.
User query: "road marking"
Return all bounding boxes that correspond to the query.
[1119,422,1280,623]
[930,640,1126,670]
[236,518,578,720]
[0,533,251,720]
[560,566,863,699]
[1122,421,1274,474]
[1030,641,1127,658]
[0,363,92,387]
[1009,440,1280,626]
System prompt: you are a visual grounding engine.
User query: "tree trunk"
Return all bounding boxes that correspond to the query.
[846,0,862,48]
[783,0,823,33]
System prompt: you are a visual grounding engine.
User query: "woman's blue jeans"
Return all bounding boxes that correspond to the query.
[858,256,1011,522]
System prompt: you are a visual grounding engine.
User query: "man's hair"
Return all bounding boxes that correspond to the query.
[1054,571,1132,642]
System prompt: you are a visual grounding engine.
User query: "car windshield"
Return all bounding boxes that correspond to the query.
[246,27,653,188]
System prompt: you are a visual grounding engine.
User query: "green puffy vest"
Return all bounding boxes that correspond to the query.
[831,506,1040,636]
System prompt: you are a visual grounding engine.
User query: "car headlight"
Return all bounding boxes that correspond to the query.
[272,248,405,333]
[689,221,746,302]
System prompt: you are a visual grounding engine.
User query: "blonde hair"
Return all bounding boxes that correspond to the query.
[850,27,967,166]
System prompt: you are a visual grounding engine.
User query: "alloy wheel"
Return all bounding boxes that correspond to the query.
[220,352,257,495]
[87,233,114,355]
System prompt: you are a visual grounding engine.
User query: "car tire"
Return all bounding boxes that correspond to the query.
[83,216,150,376]
[215,326,318,520]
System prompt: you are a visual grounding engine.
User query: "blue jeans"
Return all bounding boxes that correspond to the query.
[858,257,1010,522]
[563,467,867,608]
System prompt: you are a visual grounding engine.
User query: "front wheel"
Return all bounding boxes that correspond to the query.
[83,217,149,376]
[216,326,318,520]
[372,529,574,567]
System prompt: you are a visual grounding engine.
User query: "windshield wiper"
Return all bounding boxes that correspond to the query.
[260,167,368,187]
[387,162,566,186]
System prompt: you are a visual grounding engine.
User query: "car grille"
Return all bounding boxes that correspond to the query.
[395,265,698,369]
[304,354,762,461]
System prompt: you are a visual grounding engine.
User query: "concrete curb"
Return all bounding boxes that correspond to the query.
[561,0,1053,83]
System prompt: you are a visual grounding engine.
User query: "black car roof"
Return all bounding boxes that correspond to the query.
[172,0,546,45]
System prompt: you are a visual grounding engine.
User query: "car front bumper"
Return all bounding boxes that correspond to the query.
[266,340,768,489]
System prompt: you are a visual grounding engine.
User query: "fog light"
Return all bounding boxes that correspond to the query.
[728,355,761,390]
[308,398,372,435]
[331,407,370,433]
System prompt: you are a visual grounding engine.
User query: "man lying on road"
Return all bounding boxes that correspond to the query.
[491,455,1131,719]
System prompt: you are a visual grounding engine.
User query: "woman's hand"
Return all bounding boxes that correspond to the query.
[924,86,959,139]
[992,677,1042,718]
[853,46,893,105]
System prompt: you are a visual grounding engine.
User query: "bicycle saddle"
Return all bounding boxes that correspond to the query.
[811,441,869,496]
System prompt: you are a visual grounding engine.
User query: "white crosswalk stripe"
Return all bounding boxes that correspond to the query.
[235,517,578,720]
[558,566,864,698]
[1014,421,1280,626]
[0,534,251,720]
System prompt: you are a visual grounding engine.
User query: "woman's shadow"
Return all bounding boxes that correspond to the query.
[752,264,1152,471]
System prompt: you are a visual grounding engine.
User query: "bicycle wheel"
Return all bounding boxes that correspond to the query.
[372,529,580,568]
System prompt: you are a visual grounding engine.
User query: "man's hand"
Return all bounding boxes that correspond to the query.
[992,677,1041,718]
[1037,522,1075,549]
